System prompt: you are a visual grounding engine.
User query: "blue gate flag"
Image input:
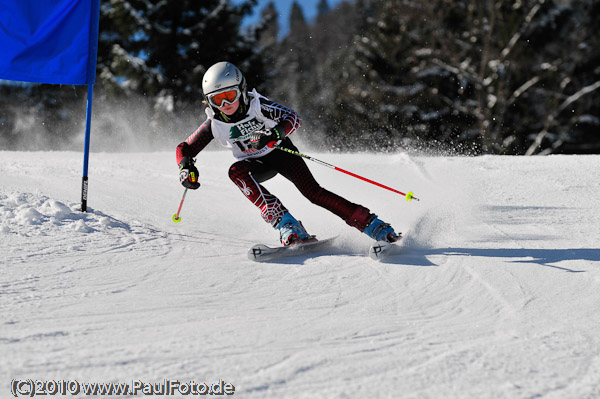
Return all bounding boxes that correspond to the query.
[0,0,100,85]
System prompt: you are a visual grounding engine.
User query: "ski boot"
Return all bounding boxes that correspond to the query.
[277,212,312,246]
[363,214,400,243]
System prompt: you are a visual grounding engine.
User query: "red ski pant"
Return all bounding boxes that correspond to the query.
[228,140,372,230]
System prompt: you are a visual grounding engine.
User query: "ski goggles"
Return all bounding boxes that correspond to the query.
[207,87,241,108]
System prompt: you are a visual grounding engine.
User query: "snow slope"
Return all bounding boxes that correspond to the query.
[1,150,600,398]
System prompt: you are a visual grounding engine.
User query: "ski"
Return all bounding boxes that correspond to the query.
[369,233,405,261]
[248,236,338,262]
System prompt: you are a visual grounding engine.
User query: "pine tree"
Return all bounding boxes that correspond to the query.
[328,0,445,152]
[270,2,313,110]
[94,0,266,147]
[257,2,279,50]
[317,0,331,21]
[289,2,310,42]
[99,0,263,102]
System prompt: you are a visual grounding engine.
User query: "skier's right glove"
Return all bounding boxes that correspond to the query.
[179,156,200,190]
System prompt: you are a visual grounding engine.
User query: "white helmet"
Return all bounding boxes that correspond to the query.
[202,61,248,111]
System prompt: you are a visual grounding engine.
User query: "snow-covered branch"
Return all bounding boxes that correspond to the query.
[500,1,543,61]
[508,76,541,104]
[526,79,600,155]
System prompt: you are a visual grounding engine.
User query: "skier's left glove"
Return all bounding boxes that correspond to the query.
[179,156,200,190]
[250,127,284,150]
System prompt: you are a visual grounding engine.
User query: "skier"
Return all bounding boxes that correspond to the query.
[176,61,400,246]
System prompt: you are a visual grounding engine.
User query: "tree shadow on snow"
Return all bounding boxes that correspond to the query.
[254,243,599,272]
[380,247,599,272]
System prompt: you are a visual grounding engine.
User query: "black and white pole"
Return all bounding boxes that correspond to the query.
[81,83,95,212]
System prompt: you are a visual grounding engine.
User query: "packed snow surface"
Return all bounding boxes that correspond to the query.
[1,150,600,398]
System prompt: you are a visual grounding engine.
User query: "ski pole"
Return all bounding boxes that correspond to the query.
[277,147,419,201]
[172,188,188,223]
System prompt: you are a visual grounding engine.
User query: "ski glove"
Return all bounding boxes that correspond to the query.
[249,128,284,150]
[179,156,200,190]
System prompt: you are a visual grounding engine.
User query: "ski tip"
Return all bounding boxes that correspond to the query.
[369,236,405,260]
[247,235,339,262]
[369,240,390,260]
[247,244,270,261]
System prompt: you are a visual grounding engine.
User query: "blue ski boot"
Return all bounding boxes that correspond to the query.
[364,215,400,243]
[277,212,312,246]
